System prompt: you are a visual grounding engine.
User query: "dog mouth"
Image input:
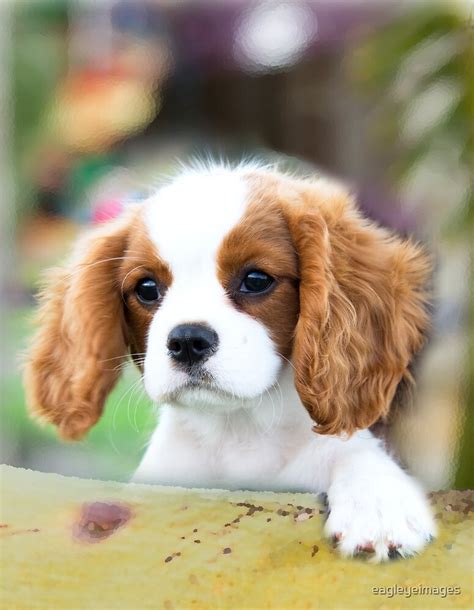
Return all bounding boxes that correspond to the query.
[185,367,215,386]
[163,368,238,405]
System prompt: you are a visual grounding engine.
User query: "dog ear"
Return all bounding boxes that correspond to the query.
[284,179,431,435]
[23,213,135,440]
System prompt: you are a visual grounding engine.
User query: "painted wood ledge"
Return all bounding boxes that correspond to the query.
[0,465,472,609]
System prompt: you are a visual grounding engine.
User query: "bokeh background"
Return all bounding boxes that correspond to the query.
[1,0,472,488]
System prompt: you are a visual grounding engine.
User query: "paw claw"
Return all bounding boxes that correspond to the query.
[332,532,343,546]
[388,546,402,560]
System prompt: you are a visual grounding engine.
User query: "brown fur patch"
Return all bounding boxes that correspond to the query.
[119,221,173,367]
[216,196,299,359]
[243,170,431,435]
[23,208,169,440]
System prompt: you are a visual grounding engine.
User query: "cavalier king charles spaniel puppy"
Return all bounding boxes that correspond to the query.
[24,164,435,561]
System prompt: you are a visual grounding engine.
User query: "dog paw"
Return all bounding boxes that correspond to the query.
[325,474,436,562]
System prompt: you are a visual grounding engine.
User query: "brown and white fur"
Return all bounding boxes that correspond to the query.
[24,163,435,561]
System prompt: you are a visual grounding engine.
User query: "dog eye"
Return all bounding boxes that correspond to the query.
[135,278,160,304]
[239,270,274,294]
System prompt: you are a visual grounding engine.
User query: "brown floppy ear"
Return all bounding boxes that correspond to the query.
[284,180,431,436]
[23,213,135,440]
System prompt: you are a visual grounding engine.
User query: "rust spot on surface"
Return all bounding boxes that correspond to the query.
[74,501,132,543]
[311,544,319,557]
[223,547,232,554]
[3,528,40,537]
[295,512,311,522]
[165,552,181,563]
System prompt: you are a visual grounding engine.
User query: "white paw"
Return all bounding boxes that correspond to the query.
[325,472,436,562]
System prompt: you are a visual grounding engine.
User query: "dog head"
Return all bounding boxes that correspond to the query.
[24,165,430,440]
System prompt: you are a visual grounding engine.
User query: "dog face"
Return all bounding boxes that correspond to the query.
[133,171,299,410]
[24,165,430,440]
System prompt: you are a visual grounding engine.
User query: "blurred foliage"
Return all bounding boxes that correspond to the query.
[352,4,473,236]
[458,270,474,489]
[12,1,68,220]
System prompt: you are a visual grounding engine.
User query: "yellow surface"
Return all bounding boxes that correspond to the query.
[0,465,472,609]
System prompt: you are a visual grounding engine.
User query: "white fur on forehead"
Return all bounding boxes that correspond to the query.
[144,166,250,268]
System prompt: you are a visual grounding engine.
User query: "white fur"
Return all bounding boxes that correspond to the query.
[133,166,436,561]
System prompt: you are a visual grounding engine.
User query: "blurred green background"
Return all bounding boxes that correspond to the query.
[1,0,472,487]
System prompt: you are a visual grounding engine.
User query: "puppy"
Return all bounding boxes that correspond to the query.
[24,164,436,561]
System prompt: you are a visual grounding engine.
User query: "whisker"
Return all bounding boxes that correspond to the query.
[262,387,277,436]
[133,376,148,436]
[100,353,146,363]
[271,378,285,432]
[279,353,297,373]
[102,362,130,374]
[112,376,145,437]
[63,256,143,280]
[127,375,146,434]
[120,265,145,298]
[106,426,122,457]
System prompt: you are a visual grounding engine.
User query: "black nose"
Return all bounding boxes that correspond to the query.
[167,324,219,366]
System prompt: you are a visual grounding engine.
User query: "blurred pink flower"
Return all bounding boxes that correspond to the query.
[92,199,124,224]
